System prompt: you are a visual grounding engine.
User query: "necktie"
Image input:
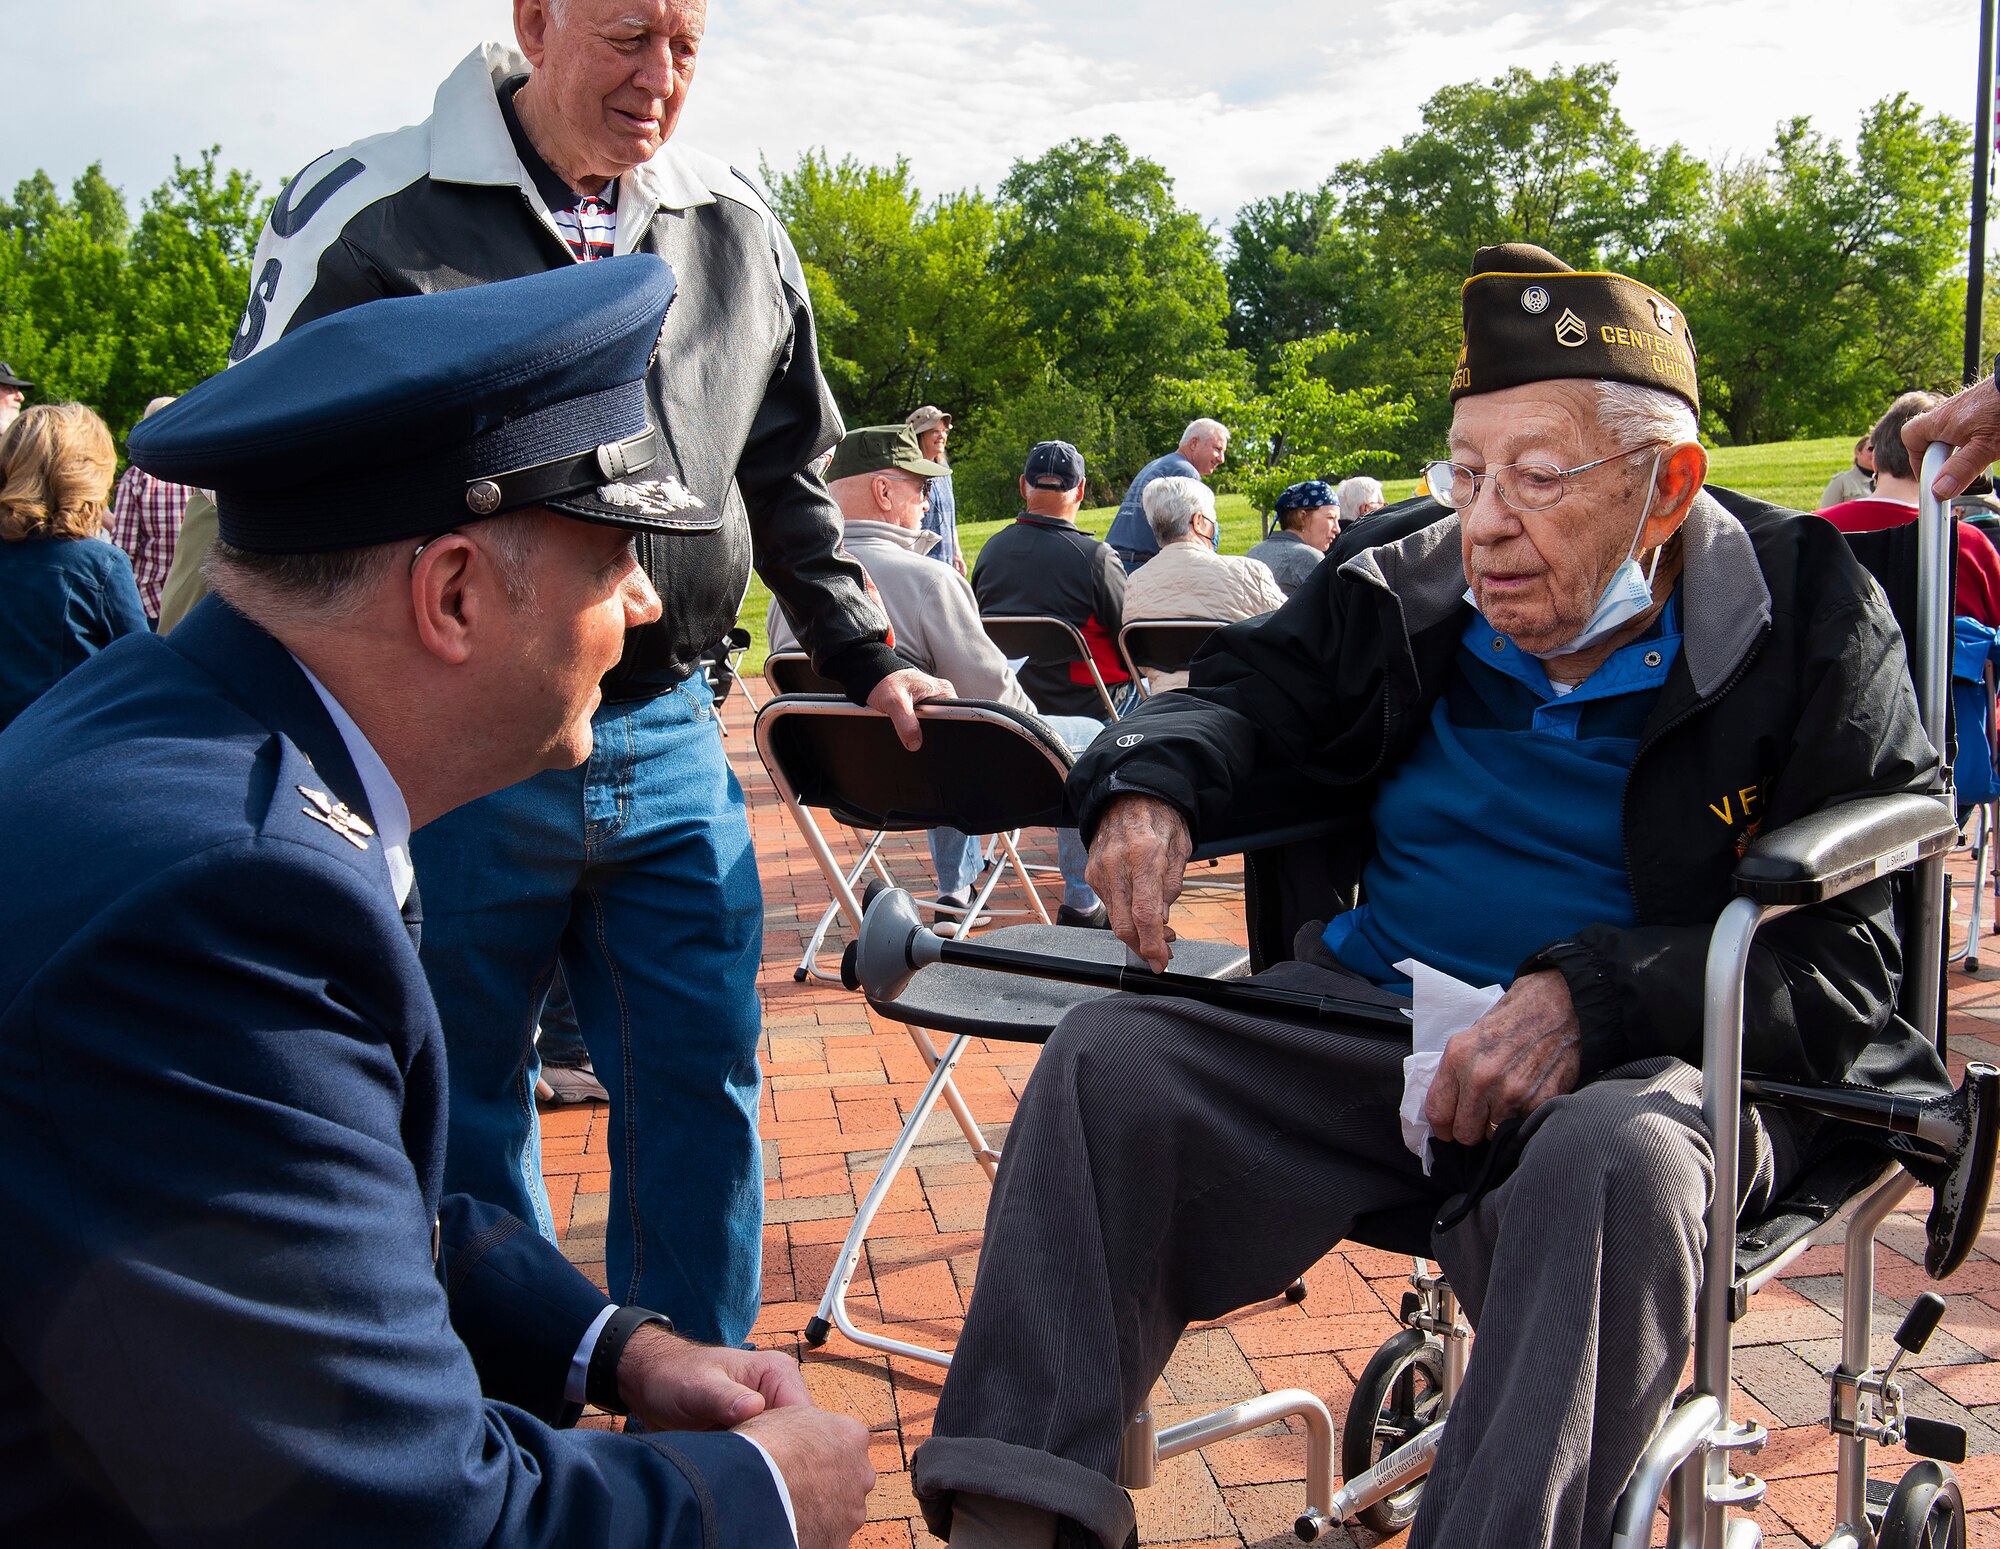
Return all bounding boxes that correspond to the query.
[401,878,423,954]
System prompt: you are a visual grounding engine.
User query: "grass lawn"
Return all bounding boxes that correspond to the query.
[731,434,1856,673]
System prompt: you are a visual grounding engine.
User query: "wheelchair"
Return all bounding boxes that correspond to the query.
[845,447,2000,1548]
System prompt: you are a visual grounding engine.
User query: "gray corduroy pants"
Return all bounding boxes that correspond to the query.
[910,960,1802,1549]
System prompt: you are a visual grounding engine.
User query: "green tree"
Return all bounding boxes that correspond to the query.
[765,151,1041,520]
[1224,188,1364,360]
[0,165,132,413]
[1682,96,1970,443]
[0,153,263,447]
[114,149,265,434]
[1169,333,1417,513]
[994,136,1241,483]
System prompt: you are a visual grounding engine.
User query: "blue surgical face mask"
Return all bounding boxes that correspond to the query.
[1464,450,1666,661]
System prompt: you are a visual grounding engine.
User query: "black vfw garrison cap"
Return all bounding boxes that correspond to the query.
[1450,242,1699,415]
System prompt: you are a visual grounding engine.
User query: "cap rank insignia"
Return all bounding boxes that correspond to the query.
[298,785,375,850]
[592,477,703,516]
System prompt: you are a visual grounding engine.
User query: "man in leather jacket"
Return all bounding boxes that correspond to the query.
[179,0,948,1347]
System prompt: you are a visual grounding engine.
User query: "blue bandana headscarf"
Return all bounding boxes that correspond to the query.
[1275,479,1336,513]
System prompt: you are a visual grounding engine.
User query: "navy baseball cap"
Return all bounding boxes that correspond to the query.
[1275,479,1336,512]
[1023,440,1085,491]
[128,255,718,553]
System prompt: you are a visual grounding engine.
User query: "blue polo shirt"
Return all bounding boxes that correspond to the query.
[1323,594,1682,992]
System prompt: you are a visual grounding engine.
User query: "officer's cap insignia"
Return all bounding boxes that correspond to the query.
[1553,308,1588,348]
[594,477,701,516]
[1650,296,1678,331]
[298,784,374,850]
[465,479,503,516]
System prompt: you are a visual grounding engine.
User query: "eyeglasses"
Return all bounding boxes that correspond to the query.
[1422,443,1663,513]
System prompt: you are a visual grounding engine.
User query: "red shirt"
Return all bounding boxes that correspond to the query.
[1816,497,2000,628]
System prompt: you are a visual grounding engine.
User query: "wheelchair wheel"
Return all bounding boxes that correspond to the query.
[1340,1328,1445,1536]
[1877,1460,1966,1549]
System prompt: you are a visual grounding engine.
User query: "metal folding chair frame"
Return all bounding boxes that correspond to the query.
[753,694,1052,992]
[1116,617,1227,700]
[980,614,1125,721]
[755,700,1081,1364]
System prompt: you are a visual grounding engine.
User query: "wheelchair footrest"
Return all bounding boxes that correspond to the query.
[1904,1415,1969,1464]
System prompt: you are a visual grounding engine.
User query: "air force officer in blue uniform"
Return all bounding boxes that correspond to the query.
[0,257,872,1548]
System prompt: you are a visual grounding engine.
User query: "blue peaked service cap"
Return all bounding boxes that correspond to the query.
[129,255,719,553]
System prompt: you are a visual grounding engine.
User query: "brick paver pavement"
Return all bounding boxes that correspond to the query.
[547,681,2000,1548]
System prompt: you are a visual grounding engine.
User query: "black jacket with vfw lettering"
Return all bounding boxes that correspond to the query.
[223,42,898,702]
[1070,487,1953,1100]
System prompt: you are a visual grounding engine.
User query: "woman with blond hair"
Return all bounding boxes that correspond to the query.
[0,403,148,731]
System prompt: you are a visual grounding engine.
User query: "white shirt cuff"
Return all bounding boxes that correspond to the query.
[741,1433,801,1547]
[564,1302,620,1408]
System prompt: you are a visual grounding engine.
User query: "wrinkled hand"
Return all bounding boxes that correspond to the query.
[617,1324,812,1430]
[1086,794,1192,972]
[1423,970,1581,1147]
[1905,378,2000,499]
[867,667,955,751]
[737,1403,876,1549]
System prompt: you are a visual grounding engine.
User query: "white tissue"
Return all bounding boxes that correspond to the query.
[1395,959,1505,1175]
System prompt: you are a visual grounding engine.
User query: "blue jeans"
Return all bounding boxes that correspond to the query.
[412,675,764,1345]
[927,713,1104,912]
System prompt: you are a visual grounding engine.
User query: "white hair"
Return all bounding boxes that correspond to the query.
[1336,477,1384,523]
[1180,418,1228,451]
[1142,475,1215,544]
[1592,380,1698,450]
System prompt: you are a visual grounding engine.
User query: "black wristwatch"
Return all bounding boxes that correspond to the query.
[586,1304,673,1414]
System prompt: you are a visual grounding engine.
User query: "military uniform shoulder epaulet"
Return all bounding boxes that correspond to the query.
[258,737,391,888]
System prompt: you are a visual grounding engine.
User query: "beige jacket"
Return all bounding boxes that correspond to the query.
[769,519,1036,714]
[1123,540,1287,691]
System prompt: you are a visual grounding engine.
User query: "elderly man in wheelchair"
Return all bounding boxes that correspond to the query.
[905,244,1989,1549]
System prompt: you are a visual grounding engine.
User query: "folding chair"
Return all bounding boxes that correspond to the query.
[980,614,1125,721]
[1117,617,1226,699]
[762,656,901,982]
[756,674,1048,982]
[718,626,758,716]
[754,695,1253,1365]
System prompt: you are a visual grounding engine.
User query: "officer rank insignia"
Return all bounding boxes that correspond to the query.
[298,785,374,850]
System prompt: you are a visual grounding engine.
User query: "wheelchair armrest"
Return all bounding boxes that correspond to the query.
[1731,792,1955,906]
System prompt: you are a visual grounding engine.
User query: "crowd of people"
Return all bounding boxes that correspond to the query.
[4,3,2000,1548]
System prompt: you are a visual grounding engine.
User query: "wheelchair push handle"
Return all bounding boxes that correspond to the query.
[1894,1292,1947,1356]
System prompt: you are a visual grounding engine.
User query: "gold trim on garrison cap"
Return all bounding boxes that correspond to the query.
[826,424,949,483]
[1450,242,1699,415]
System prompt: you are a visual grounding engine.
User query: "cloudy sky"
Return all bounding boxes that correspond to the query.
[0,0,1986,230]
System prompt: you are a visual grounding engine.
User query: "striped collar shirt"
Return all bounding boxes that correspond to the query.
[106,464,191,619]
[499,75,619,263]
